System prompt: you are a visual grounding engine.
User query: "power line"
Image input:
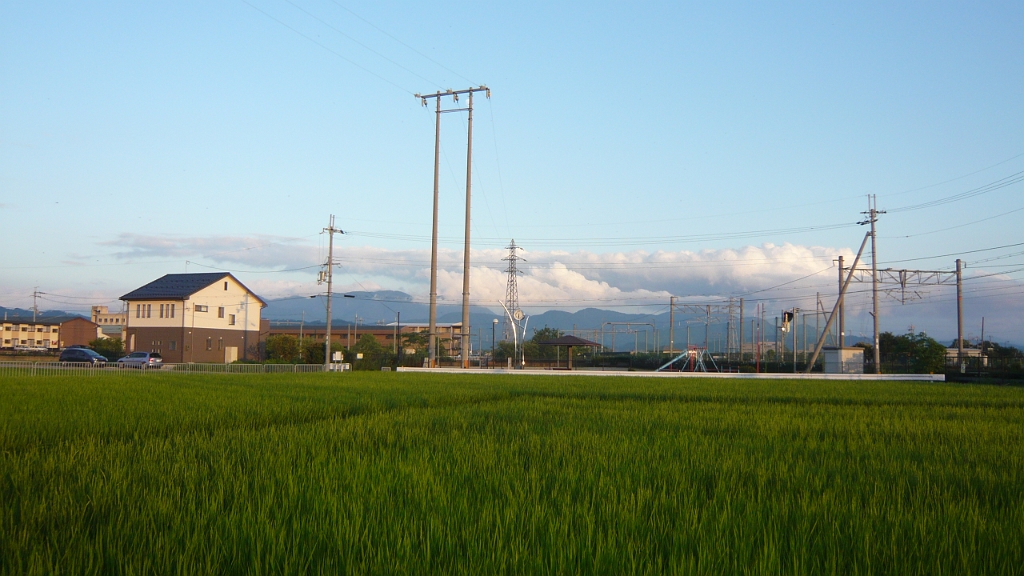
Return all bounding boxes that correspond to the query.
[326,0,479,86]
[884,205,1024,239]
[238,0,415,94]
[888,170,1024,213]
[280,0,441,88]
[883,151,1024,198]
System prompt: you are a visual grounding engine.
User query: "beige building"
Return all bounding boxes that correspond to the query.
[121,272,266,363]
[91,306,126,329]
[1,320,60,351]
[90,306,126,339]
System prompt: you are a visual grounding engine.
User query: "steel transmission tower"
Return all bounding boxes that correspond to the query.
[502,240,524,340]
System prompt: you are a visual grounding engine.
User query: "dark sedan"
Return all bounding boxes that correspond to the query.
[59,347,108,365]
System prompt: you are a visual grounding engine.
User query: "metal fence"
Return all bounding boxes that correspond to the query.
[0,362,338,377]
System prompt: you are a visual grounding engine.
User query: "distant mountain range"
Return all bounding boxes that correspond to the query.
[0,307,85,323]
[261,291,873,353]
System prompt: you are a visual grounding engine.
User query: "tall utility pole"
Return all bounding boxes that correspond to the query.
[738,298,744,362]
[861,195,885,374]
[415,86,490,368]
[792,309,798,372]
[459,89,476,368]
[32,287,39,322]
[321,215,344,371]
[837,255,845,348]
[956,258,964,372]
[668,296,676,355]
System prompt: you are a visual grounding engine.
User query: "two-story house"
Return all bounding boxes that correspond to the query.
[121,273,266,363]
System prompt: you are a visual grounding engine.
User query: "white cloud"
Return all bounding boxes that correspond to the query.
[97,234,862,314]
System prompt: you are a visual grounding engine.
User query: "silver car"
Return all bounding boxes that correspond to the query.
[117,351,163,369]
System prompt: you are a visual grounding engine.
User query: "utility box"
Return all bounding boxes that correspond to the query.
[823,347,864,374]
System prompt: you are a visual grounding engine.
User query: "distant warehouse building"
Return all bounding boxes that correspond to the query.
[121,273,266,363]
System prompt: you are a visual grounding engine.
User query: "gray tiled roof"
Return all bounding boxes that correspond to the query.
[536,335,601,347]
[120,273,265,306]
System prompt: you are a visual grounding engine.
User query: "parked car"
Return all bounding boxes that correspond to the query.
[59,347,108,365]
[117,351,163,369]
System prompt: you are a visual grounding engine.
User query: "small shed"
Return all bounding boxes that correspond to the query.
[537,335,601,370]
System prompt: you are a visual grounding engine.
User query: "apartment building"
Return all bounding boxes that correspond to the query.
[0,320,60,351]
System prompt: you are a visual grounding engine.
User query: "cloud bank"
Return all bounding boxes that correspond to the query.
[101,233,855,310]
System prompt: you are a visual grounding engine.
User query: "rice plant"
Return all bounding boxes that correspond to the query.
[2,373,1022,574]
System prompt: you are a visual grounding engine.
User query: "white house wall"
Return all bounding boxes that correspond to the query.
[127,276,262,332]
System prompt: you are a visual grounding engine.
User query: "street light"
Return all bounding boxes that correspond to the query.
[491,318,498,368]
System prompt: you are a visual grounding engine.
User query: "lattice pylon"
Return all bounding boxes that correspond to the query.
[502,239,524,341]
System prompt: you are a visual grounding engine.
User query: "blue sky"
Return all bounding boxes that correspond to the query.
[2,1,1023,343]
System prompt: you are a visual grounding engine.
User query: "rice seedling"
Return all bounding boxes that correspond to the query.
[1,373,1022,574]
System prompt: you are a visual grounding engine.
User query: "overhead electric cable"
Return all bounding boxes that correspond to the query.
[884,151,1024,198]
[281,0,442,87]
[239,0,414,94]
[327,0,479,86]
[888,170,1024,213]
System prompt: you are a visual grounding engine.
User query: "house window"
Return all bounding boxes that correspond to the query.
[136,304,141,318]
[21,327,27,332]
[159,304,164,318]
[224,281,228,291]
[206,337,212,351]
[170,304,175,318]
[217,338,224,351]
[218,307,225,318]
[146,304,152,318]
[3,339,8,344]
[52,328,58,333]
[228,314,236,326]
[169,341,177,351]
[195,305,208,313]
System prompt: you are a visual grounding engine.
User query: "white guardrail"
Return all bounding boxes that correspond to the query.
[0,362,345,377]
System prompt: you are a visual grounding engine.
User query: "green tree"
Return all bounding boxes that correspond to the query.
[878,332,947,374]
[88,338,124,360]
[301,338,344,365]
[401,331,429,352]
[265,335,300,363]
[528,326,563,360]
[492,340,516,363]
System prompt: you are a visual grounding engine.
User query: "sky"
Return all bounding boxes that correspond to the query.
[2,1,1023,345]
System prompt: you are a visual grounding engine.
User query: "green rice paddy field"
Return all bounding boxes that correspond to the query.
[2,373,1023,575]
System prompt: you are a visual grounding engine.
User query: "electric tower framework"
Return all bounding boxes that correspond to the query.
[502,239,524,341]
